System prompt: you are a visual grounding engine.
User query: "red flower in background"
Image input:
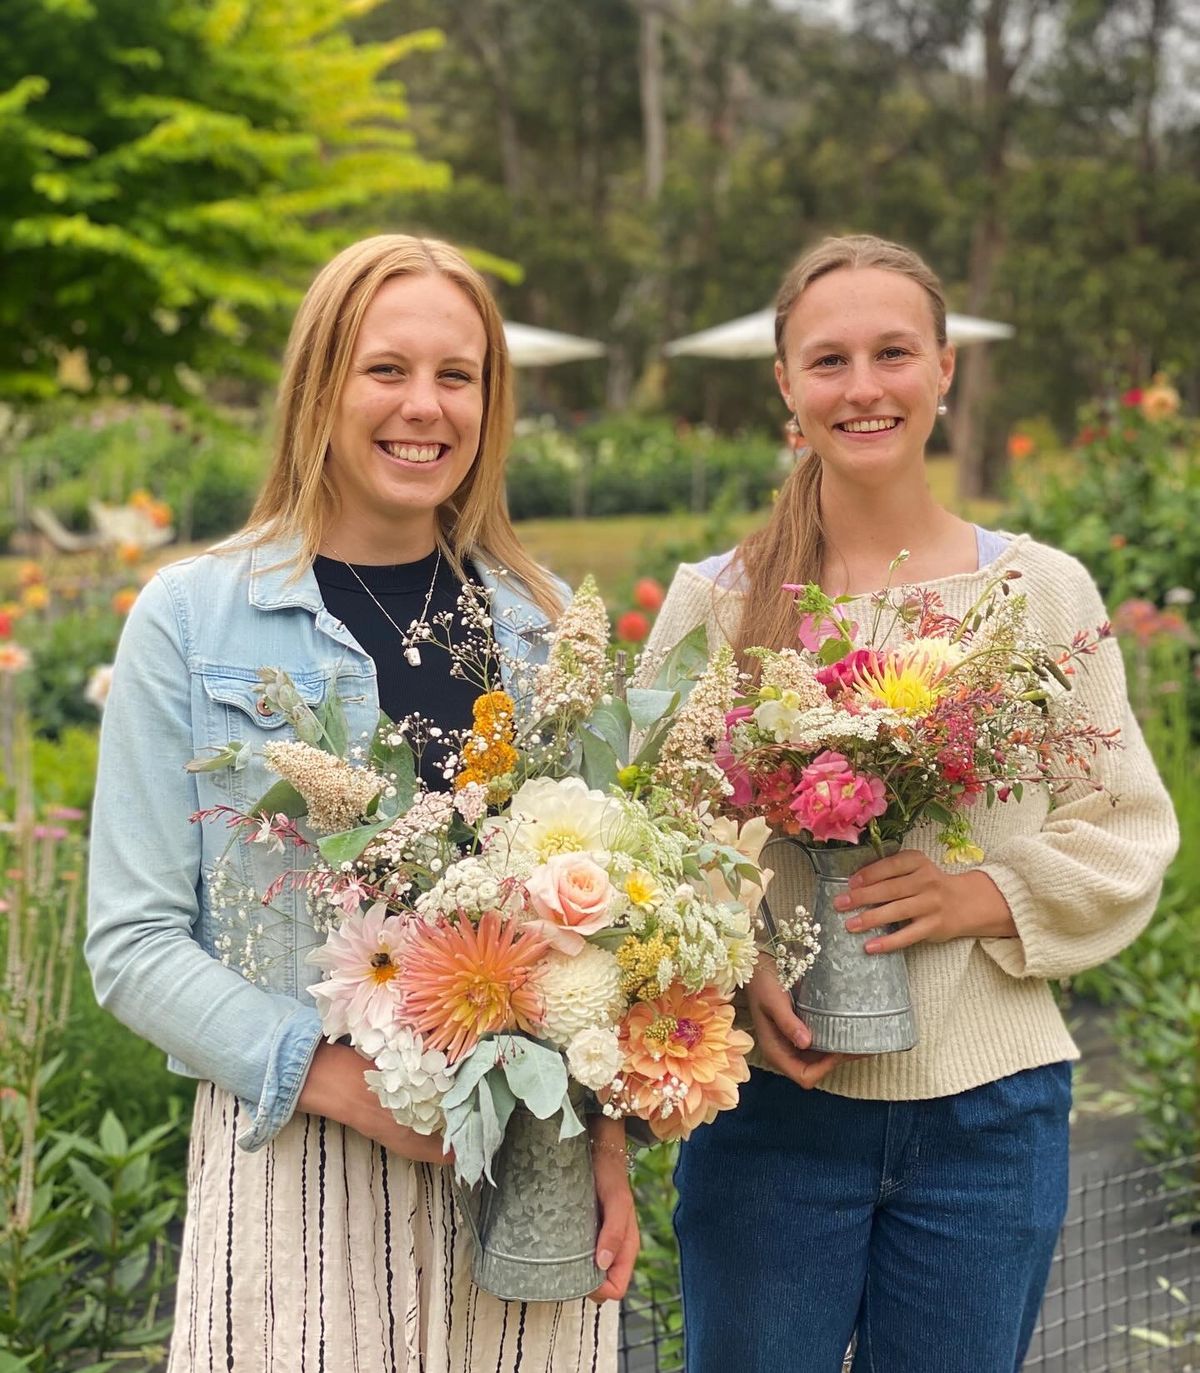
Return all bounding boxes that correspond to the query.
[1120,387,1144,407]
[0,611,11,639]
[633,577,665,612]
[617,610,651,642]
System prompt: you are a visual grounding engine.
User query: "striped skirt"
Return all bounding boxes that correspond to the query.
[167,1084,618,1372]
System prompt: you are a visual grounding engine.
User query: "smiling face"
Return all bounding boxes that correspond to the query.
[775,265,954,487]
[325,272,487,557]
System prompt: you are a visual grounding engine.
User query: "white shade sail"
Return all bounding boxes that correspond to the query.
[664,308,1015,358]
[503,321,606,367]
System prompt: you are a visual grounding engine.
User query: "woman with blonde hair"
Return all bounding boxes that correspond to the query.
[87,234,634,1371]
[640,234,1176,1371]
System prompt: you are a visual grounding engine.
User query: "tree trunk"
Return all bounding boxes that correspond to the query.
[637,0,668,200]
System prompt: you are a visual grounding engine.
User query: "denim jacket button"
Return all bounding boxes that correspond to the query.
[255,699,275,718]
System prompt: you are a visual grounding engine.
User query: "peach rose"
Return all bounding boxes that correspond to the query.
[525,854,614,954]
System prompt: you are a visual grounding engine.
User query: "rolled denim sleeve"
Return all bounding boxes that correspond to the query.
[85,572,323,1151]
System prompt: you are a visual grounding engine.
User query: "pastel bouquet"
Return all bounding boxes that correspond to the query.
[190,574,764,1299]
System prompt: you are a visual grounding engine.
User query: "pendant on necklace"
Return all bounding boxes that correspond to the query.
[404,645,422,668]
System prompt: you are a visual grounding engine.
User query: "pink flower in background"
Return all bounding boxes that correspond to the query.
[789,750,887,844]
[816,649,882,699]
[526,853,615,953]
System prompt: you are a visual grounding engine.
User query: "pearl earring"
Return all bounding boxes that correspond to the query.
[937,400,948,416]
[785,415,802,435]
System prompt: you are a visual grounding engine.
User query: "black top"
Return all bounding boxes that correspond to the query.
[313,551,488,793]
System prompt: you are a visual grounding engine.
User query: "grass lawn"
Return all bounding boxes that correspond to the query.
[2,456,1002,605]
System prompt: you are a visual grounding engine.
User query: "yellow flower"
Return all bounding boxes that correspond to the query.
[21,584,50,611]
[624,870,659,907]
[455,690,518,798]
[944,841,985,865]
[615,930,676,1000]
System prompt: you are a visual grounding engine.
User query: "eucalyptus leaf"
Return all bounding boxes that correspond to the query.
[249,778,307,820]
[499,1038,568,1119]
[316,688,349,757]
[557,1091,585,1140]
[442,1040,501,1111]
[580,727,619,792]
[651,622,709,696]
[626,686,678,731]
[316,813,391,866]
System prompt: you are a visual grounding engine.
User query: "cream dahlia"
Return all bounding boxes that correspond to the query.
[536,944,626,1047]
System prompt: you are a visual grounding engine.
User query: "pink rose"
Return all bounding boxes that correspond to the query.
[789,750,887,844]
[525,854,615,953]
[816,648,881,699]
[716,706,756,807]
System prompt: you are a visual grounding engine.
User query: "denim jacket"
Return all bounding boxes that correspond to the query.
[86,533,563,1151]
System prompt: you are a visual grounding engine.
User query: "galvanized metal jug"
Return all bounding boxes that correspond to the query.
[760,836,917,1055]
[458,1105,602,1302]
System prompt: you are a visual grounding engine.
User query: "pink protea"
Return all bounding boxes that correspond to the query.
[306,902,411,1043]
[789,750,887,844]
[402,911,548,1062]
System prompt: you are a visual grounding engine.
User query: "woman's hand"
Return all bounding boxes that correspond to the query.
[297,1041,451,1165]
[588,1118,639,1303]
[837,849,1017,953]
[745,955,854,1089]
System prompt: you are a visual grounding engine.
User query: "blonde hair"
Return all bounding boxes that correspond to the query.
[732,234,947,666]
[248,234,563,618]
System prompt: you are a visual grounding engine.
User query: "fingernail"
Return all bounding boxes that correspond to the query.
[833,895,850,910]
[597,1249,614,1269]
[864,939,882,954]
[844,917,861,932]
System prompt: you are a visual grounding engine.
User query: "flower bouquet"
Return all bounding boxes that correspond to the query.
[711,552,1121,1053]
[190,575,764,1300]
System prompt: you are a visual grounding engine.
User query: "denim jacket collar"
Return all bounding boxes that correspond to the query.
[243,531,555,686]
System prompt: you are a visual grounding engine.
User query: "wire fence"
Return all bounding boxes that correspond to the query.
[618,1154,1200,1372]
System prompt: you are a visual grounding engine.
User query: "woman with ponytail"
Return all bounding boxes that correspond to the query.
[639,235,1176,1372]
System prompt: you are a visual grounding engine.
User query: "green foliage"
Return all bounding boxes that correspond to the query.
[507,416,782,521]
[1006,399,1200,607]
[4,399,264,548]
[630,1143,684,1367]
[0,0,448,401]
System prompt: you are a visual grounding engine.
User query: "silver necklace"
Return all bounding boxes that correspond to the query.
[330,546,442,668]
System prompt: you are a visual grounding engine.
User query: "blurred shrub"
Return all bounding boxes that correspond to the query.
[1005,384,1199,607]
[3,401,266,547]
[507,415,782,520]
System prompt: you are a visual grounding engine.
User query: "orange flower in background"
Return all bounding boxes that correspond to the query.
[17,562,44,588]
[616,982,754,1141]
[1140,374,1180,422]
[112,588,139,615]
[149,500,173,529]
[1110,534,1127,550]
[21,584,49,611]
[455,689,518,797]
[402,910,547,1061]
[0,644,31,674]
[129,488,153,511]
[616,610,650,642]
[1006,432,1035,461]
[117,541,143,567]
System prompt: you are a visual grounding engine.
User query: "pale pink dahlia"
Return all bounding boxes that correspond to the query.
[306,902,410,1045]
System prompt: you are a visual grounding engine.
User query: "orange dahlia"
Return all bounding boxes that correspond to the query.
[402,910,547,1062]
[615,983,753,1141]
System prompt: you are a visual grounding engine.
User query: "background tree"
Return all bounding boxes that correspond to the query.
[0,0,452,402]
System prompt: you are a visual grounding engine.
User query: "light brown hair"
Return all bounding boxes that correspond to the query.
[248,234,563,618]
[732,234,947,665]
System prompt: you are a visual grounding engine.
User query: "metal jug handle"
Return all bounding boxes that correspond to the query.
[757,834,816,945]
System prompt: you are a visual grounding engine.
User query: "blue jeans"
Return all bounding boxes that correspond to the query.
[674,1063,1071,1373]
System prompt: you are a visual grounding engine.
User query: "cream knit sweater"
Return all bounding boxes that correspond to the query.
[638,532,1179,1101]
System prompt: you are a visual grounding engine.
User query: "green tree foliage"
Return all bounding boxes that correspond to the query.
[0,0,449,401]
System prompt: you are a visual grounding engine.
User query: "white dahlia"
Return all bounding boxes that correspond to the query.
[362,1027,456,1137]
[566,1026,623,1092]
[483,776,625,862]
[536,944,625,1047]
